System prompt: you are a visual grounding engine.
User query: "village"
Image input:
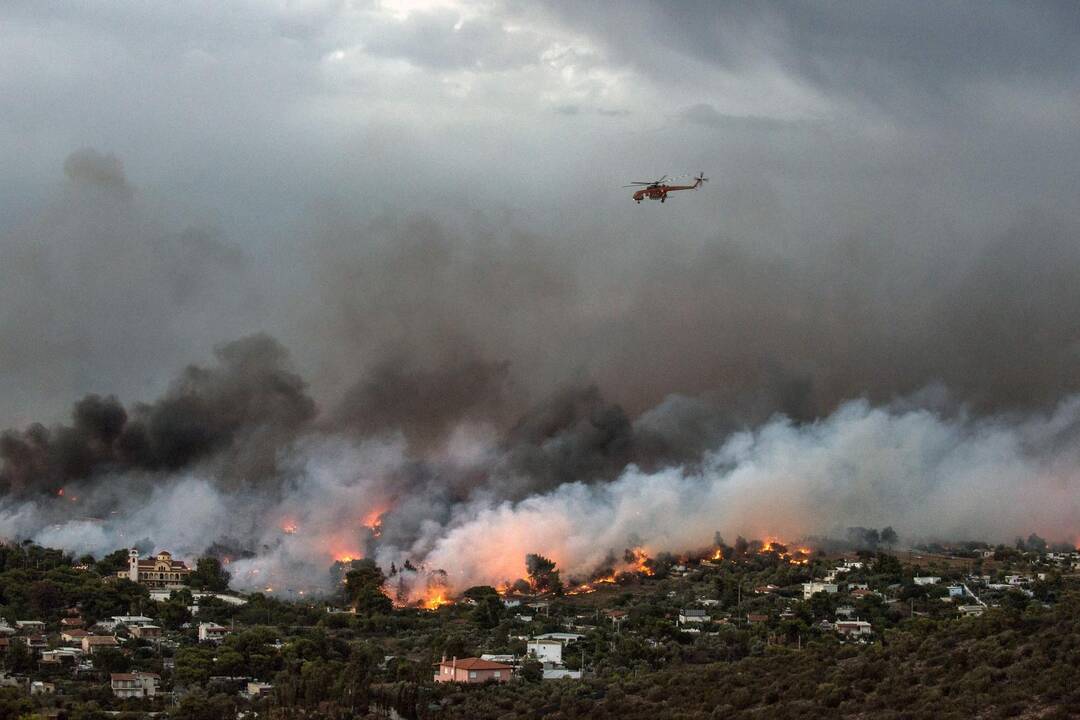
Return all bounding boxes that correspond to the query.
[0,532,1078,719]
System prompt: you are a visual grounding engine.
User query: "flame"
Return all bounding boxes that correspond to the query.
[422,588,451,610]
[711,548,724,561]
[57,488,64,496]
[629,548,655,576]
[335,553,358,563]
[281,522,298,535]
[361,508,387,537]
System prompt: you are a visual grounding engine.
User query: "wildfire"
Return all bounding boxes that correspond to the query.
[421,588,451,610]
[335,553,358,563]
[361,508,387,537]
[629,548,655,576]
[281,522,298,534]
[711,548,724,561]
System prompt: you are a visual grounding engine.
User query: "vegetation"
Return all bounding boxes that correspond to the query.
[1,538,1078,719]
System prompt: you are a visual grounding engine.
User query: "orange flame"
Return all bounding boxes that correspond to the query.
[422,588,451,610]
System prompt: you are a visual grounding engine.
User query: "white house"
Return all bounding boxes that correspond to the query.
[913,576,941,586]
[802,582,838,600]
[678,609,711,625]
[835,621,872,639]
[111,672,159,698]
[527,639,564,665]
[198,622,230,643]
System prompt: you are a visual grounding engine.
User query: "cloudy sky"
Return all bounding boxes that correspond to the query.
[3,0,1080,428]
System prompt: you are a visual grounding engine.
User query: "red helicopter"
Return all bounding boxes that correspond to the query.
[625,173,708,203]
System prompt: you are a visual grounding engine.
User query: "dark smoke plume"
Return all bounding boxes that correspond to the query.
[0,334,314,496]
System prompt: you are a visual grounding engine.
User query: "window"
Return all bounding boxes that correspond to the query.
[469,671,477,679]
[494,671,501,678]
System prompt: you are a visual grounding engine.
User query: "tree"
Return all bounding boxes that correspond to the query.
[92,647,131,674]
[526,554,563,595]
[189,557,231,591]
[520,656,543,682]
[95,548,130,576]
[343,559,393,615]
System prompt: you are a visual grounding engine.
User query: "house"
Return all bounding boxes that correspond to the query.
[61,629,90,644]
[754,584,779,595]
[479,654,518,665]
[82,635,120,654]
[0,621,14,636]
[746,613,768,625]
[533,632,585,643]
[41,648,82,665]
[850,588,876,599]
[112,615,155,628]
[958,605,985,617]
[678,609,711,625]
[913,576,941,586]
[14,620,45,633]
[198,622,230,643]
[543,668,583,680]
[527,639,564,665]
[835,621,873,639]
[30,681,55,695]
[947,585,964,598]
[802,582,838,600]
[697,598,721,606]
[26,635,47,653]
[111,672,160,698]
[60,617,85,629]
[244,681,273,699]
[130,624,162,641]
[117,549,191,588]
[434,657,513,684]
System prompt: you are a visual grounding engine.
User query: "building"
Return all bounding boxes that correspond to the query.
[14,620,45,633]
[835,621,873,639]
[130,625,162,641]
[958,605,985,617]
[947,585,964,598]
[198,622,230,643]
[61,629,90,644]
[527,639,564,665]
[543,668,582,680]
[434,657,513,683]
[913,576,941,586]
[41,648,82,665]
[802,582,838,600]
[118,549,191,588]
[746,613,768,625]
[678,609,711,625]
[82,635,120,655]
[244,682,274,699]
[30,681,55,695]
[111,672,160,698]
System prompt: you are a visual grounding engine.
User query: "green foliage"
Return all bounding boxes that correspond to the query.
[525,553,562,595]
[188,557,231,591]
[343,559,393,615]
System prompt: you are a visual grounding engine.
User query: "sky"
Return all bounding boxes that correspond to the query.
[3,0,1080,428]
[3,2,1080,588]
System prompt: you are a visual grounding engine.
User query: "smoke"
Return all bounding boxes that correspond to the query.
[0,334,315,496]
[3,150,1080,599]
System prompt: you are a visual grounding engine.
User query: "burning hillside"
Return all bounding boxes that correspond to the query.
[3,333,1080,601]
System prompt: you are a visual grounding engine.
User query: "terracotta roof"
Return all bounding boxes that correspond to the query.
[85,635,119,645]
[63,629,90,638]
[438,657,514,671]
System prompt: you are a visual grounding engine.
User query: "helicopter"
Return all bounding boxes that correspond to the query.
[625,173,708,203]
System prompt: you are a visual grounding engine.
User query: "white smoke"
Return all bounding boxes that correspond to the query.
[2,394,1079,598]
